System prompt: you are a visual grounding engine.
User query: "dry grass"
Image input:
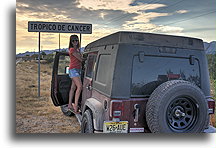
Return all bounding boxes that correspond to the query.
[16,60,80,133]
[210,80,216,127]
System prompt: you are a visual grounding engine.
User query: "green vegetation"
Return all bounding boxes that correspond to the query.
[207,54,216,127]
[44,54,55,64]
[207,54,216,80]
[212,79,216,97]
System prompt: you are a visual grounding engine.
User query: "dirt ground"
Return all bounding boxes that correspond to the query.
[16,60,80,133]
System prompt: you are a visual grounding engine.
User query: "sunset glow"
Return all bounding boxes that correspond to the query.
[16,0,216,54]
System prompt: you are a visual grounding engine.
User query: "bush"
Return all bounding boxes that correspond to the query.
[207,54,216,80]
[44,54,54,64]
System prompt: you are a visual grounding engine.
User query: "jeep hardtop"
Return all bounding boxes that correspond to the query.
[51,31,215,133]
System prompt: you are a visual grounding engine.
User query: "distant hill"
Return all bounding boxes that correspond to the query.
[16,42,215,58]
[204,41,216,55]
[16,48,67,58]
[16,47,85,57]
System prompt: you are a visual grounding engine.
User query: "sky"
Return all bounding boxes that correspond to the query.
[16,0,216,54]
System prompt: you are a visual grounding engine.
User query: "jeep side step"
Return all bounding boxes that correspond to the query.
[75,113,82,125]
[68,109,82,125]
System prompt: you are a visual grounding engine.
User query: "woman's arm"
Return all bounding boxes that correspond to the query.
[72,51,83,62]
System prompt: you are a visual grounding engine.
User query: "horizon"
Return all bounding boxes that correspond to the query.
[16,40,216,55]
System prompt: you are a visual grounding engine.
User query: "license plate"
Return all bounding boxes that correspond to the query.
[103,121,128,133]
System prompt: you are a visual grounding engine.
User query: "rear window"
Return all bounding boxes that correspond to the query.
[131,56,200,97]
[95,54,111,86]
[86,54,97,78]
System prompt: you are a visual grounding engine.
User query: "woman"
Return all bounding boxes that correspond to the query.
[68,35,83,113]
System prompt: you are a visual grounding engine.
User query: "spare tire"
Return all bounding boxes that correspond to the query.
[146,80,208,133]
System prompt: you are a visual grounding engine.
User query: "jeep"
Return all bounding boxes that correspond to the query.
[51,31,215,133]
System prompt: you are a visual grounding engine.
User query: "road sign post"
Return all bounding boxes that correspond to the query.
[59,33,60,51]
[28,21,92,97]
[38,32,41,97]
[80,33,82,48]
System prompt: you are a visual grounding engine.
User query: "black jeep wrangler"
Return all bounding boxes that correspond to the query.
[51,31,215,133]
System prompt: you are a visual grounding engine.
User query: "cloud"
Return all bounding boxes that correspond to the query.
[176,10,189,14]
[17,2,29,7]
[77,0,166,13]
[122,23,184,34]
[76,0,169,27]
[125,12,170,25]
[183,27,216,33]
[77,0,177,35]
[16,0,170,31]
[77,0,132,11]
[123,23,156,31]
[18,0,207,53]
[99,12,107,19]
[152,25,184,34]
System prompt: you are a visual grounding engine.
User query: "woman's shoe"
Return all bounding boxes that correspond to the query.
[72,104,81,114]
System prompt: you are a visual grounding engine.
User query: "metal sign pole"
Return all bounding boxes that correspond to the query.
[80,33,82,49]
[59,33,60,51]
[38,32,41,97]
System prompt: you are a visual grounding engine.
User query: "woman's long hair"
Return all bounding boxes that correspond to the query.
[68,35,80,49]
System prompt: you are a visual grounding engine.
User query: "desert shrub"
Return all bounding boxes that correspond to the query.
[207,54,216,80]
[44,54,54,64]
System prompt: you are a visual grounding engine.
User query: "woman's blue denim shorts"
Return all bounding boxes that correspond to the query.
[69,68,81,78]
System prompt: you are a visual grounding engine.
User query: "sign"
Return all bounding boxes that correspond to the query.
[28,21,92,34]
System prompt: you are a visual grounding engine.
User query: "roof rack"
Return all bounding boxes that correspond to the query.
[85,31,204,51]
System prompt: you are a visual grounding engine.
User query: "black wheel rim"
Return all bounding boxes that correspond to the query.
[167,97,198,132]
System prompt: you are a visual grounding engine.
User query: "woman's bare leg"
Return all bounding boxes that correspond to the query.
[68,80,76,109]
[72,77,82,112]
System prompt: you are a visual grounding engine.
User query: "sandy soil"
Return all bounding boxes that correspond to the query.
[16,60,80,133]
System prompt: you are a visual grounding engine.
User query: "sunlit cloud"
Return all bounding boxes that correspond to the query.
[77,0,166,13]
[122,23,184,35]
[125,12,170,25]
[16,1,78,53]
[92,27,119,38]
[77,0,133,11]
[77,0,180,36]
[176,10,189,14]
[16,0,216,53]
[100,12,106,19]
[152,25,184,34]
[15,0,187,53]
[17,2,29,8]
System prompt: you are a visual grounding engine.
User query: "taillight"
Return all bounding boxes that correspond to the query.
[207,97,215,114]
[167,74,180,79]
[110,100,123,118]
